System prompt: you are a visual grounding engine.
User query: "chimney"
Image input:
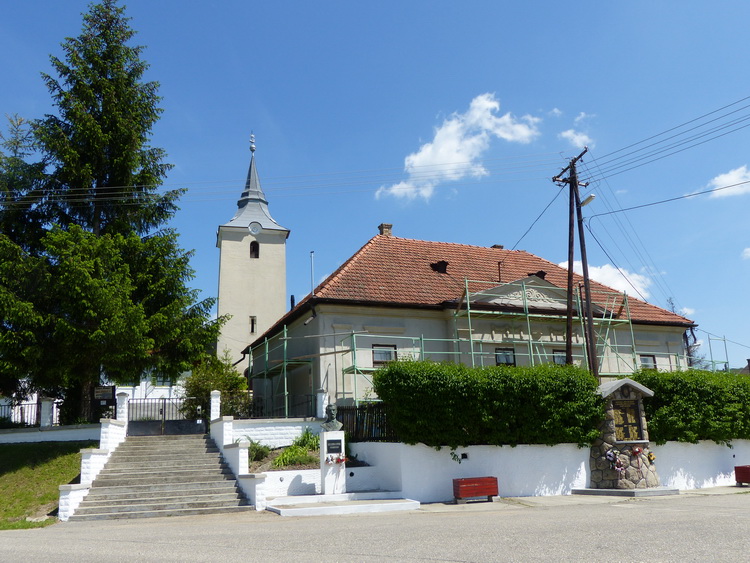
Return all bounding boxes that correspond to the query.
[378,223,393,236]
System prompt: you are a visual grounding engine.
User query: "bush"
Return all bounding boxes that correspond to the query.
[631,369,750,445]
[372,360,603,448]
[181,351,247,420]
[272,445,317,468]
[293,427,320,450]
[246,440,271,462]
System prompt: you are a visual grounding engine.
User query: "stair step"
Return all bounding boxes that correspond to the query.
[71,434,251,520]
[92,473,234,487]
[99,460,227,473]
[68,505,254,522]
[87,480,240,497]
[81,491,242,507]
[103,458,224,470]
[74,498,248,516]
[112,449,218,456]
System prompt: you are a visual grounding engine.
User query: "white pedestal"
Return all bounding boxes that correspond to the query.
[320,430,346,495]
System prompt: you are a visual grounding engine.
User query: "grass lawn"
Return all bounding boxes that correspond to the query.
[0,441,95,530]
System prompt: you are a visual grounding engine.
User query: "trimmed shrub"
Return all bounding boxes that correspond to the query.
[631,369,750,445]
[372,360,604,448]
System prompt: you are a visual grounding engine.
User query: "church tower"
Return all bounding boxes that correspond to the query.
[216,136,289,371]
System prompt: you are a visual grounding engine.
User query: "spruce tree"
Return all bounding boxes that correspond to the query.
[35,0,179,236]
[0,1,220,421]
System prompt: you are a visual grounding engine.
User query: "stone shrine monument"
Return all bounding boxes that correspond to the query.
[589,378,660,490]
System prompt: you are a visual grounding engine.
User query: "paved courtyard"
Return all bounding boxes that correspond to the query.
[2,487,749,562]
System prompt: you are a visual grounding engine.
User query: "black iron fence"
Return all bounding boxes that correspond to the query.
[128,398,193,422]
[221,392,315,419]
[337,402,397,442]
[220,391,261,418]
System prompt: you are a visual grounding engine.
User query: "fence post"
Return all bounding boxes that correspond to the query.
[39,397,55,428]
[116,393,129,436]
[316,389,327,419]
[210,390,221,421]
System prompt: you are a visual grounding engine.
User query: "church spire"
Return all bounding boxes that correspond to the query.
[221,134,288,233]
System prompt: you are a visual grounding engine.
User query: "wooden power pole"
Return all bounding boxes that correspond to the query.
[553,148,599,379]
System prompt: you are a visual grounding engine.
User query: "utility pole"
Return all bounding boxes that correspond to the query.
[553,148,599,379]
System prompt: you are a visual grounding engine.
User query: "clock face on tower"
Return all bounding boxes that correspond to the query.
[248,222,262,235]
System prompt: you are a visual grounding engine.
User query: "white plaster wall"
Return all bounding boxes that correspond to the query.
[344,466,383,492]
[232,419,322,448]
[652,440,750,489]
[262,469,320,496]
[349,442,403,493]
[0,424,100,444]
[58,484,89,522]
[353,442,589,502]
[99,419,126,451]
[217,227,287,370]
[80,448,110,486]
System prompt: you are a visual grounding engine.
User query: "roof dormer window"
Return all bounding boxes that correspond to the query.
[430,260,449,274]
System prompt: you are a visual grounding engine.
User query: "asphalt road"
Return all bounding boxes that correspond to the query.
[2,488,749,562]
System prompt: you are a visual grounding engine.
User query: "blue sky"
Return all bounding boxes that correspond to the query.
[2,1,750,368]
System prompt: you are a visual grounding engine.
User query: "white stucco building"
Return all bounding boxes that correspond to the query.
[245,223,696,417]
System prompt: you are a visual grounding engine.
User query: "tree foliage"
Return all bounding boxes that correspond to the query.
[35,0,179,236]
[373,361,604,448]
[181,352,247,420]
[631,369,750,445]
[0,1,220,420]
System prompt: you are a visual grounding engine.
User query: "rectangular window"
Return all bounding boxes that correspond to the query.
[250,316,257,335]
[372,344,397,366]
[613,400,644,441]
[640,354,657,370]
[495,348,515,366]
[153,374,171,387]
[552,349,567,366]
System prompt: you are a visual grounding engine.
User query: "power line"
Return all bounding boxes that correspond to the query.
[587,179,750,220]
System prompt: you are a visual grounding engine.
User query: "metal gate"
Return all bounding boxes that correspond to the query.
[127,397,204,436]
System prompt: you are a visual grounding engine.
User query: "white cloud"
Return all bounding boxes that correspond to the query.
[549,108,562,117]
[558,129,593,150]
[558,261,652,299]
[742,248,750,260]
[574,111,594,124]
[707,165,750,198]
[376,93,541,201]
[680,306,696,316]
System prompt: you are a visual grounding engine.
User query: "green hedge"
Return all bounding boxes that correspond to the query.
[631,369,750,445]
[372,361,604,448]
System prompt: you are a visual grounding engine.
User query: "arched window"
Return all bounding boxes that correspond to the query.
[250,241,260,259]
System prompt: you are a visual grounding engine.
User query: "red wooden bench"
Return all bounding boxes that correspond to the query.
[735,465,750,485]
[453,476,498,503]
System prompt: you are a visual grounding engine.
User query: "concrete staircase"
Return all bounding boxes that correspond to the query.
[68,434,252,521]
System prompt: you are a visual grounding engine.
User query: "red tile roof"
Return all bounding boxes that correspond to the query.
[312,235,693,326]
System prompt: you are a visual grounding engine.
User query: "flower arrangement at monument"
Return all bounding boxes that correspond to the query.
[325,453,348,465]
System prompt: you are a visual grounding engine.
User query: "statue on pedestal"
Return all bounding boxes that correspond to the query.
[321,403,343,432]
